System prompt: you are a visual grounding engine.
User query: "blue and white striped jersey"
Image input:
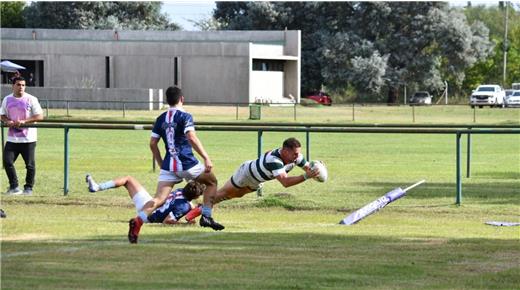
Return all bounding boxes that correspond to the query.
[151,107,199,172]
[247,148,307,183]
[147,189,193,223]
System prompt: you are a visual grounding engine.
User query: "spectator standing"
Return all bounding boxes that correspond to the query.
[1,77,44,195]
[28,73,35,86]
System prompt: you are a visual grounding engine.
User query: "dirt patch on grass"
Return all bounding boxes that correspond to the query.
[2,233,54,241]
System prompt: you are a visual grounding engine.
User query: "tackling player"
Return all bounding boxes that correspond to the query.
[86,174,204,243]
[204,137,320,228]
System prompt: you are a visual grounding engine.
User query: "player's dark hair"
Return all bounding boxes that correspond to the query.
[282,137,301,150]
[165,86,182,106]
[12,77,25,84]
[182,181,205,201]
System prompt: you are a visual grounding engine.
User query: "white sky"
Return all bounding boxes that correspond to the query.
[161,1,216,31]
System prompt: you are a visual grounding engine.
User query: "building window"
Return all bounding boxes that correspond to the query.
[105,56,110,88]
[253,59,284,71]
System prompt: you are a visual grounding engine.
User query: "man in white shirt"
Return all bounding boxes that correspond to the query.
[1,77,44,195]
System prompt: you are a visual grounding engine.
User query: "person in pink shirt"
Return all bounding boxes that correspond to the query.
[1,77,44,195]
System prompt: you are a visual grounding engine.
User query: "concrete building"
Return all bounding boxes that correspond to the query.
[1,28,301,105]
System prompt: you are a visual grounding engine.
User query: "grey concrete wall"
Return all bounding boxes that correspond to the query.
[2,28,287,43]
[1,28,300,103]
[1,85,157,110]
[181,56,250,103]
[284,61,300,102]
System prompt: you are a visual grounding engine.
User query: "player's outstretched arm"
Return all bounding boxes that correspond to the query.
[275,168,319,188]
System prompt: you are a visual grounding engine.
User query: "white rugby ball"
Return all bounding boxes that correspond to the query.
[310,160,327,183]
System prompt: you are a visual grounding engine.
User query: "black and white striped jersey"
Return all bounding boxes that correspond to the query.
[246,148,307,183]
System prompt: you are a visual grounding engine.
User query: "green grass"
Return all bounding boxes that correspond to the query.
[1,107,519,289]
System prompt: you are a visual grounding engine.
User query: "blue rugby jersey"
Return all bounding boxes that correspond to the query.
[151,107,199,172]
[147,189,193,223]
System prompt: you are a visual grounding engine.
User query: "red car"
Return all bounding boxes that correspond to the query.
[305,91,332,106]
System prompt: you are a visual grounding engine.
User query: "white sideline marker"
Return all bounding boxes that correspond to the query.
[339,180,426,225]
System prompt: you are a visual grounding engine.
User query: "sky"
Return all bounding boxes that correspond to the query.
[161,1,216,31]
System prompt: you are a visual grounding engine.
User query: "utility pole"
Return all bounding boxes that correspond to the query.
[503,1,509,87]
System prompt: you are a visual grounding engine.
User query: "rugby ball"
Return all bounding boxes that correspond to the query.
[310,160,327,183]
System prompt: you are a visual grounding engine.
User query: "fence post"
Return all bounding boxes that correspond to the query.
[1,123,4,169]
[456,132,462,205]
[293,104,297,121]
[257,130,263,197]
[64,127,70,196]
[473,106,476,123]
[123,102,126,118]
[236,103,239,120]
[66,100,70,117]
[352,103,355,121]
[466,131,471,178]
[306,127,310,161]
[412,105,416,123]
[45,100,49,118]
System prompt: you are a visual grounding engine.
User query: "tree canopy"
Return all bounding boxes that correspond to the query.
[212,2,497,102]
[0,2,26,28]
[22,2,179,30]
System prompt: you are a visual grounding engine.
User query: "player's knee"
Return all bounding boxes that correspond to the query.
[201,173,217,188]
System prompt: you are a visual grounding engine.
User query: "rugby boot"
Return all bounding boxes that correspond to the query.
[128,217,143,244]
[199,215,225,231]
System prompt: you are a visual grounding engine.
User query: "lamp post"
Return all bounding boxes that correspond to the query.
[503,1,509,87]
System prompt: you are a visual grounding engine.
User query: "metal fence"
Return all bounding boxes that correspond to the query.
[2,121,519,205]
[37,100,519,123]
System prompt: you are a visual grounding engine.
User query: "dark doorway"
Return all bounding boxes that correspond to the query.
[1,60,44,86]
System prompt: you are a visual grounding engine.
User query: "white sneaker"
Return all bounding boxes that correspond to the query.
[85,174,99,192]
[5,187,22,195]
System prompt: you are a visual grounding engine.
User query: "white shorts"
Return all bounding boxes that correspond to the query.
[230,161,263,190]
[132,189,153,212]
[158,162,205,183]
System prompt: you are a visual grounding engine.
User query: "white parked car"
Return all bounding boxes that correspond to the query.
[470,85,505,108]
[505,90,520,108]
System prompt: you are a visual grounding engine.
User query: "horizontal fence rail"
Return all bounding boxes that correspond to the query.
[35,118,520,128]
[1,122,519,204]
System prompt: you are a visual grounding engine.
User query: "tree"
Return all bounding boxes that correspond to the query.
[213,2,494,103]
[23,2,180,30]
[0,2,25,28]
[462,3,520,89]
[321,2,494,103]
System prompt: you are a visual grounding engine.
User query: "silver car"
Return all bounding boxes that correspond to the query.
[505,90,520,108]
[409,91,432,105]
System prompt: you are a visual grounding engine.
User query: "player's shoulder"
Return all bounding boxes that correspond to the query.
[177,109,193,119]
[155,111,168,121]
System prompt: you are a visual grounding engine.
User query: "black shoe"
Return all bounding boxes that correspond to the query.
[0,209,6,218]
[199,215,225,231]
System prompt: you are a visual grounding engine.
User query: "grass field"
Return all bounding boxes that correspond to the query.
[1,107,519,289]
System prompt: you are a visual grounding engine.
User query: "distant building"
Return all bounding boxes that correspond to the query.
[1,28,301,104]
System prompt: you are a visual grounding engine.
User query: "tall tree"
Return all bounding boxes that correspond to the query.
[0,2,25,28]
[213,2,494,103]
[321,2,494,103]
[24,2,179,30]
[462,3,520,89]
